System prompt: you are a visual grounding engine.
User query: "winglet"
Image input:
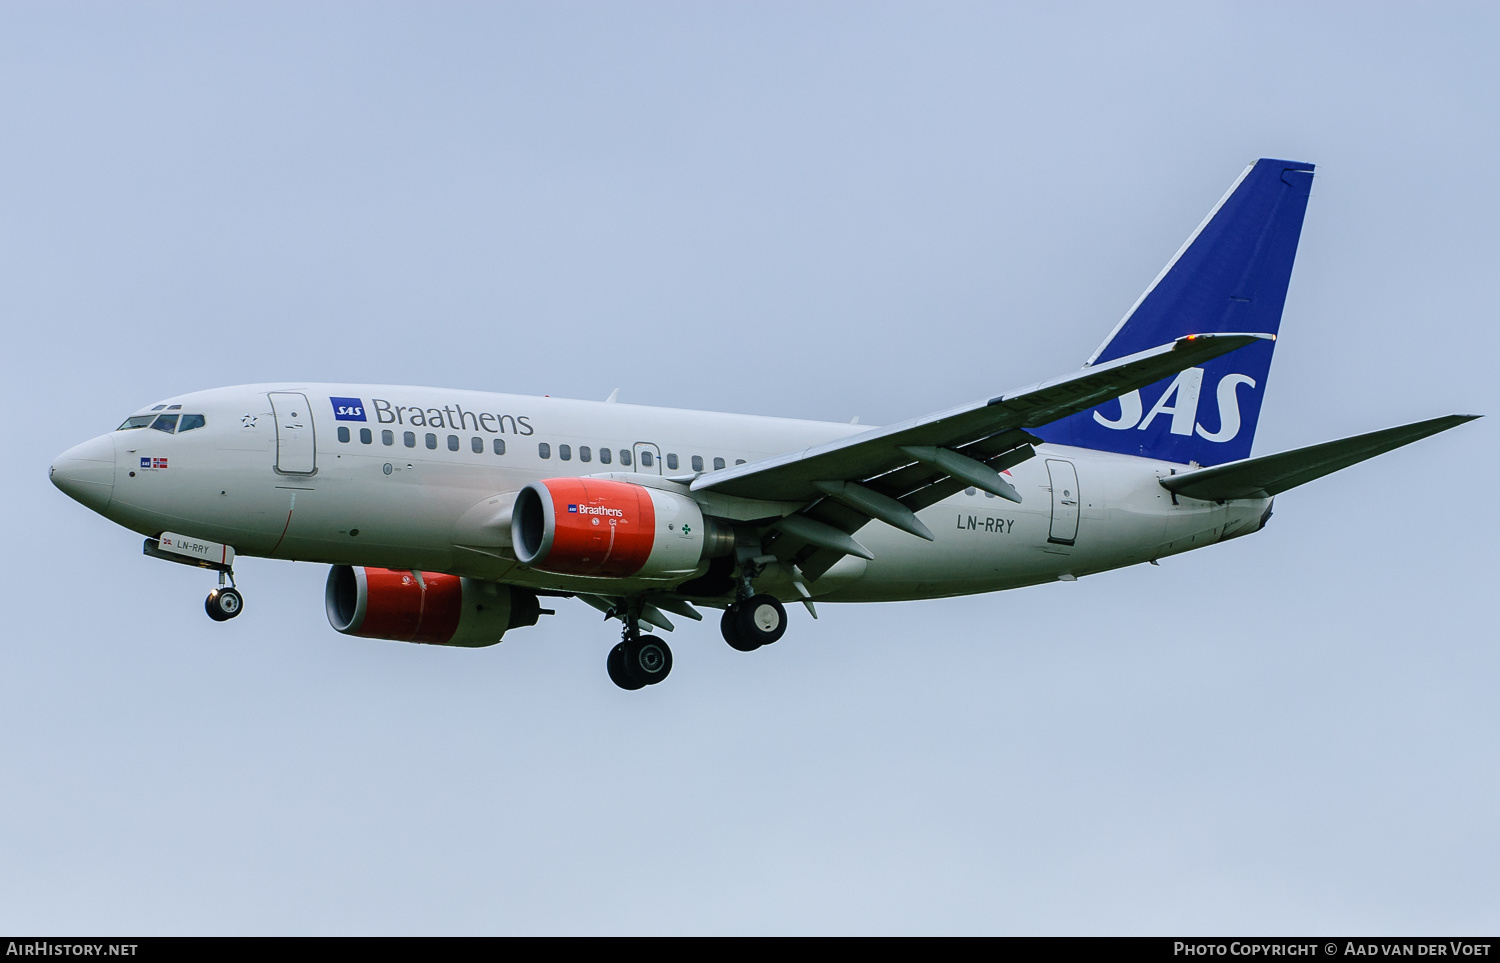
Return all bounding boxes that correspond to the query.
[1173,331,1275,349]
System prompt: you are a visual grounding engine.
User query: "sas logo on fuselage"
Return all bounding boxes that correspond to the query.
[568,504,624,518]
[331,397,367,422]
[140,457,168,469]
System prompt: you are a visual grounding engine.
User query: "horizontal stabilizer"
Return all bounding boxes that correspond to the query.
[1160,414,1480,501]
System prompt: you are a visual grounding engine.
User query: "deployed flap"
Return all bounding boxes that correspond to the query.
[1161,414,1479,501]
[693,332,1270,503]
[576,593,676,632]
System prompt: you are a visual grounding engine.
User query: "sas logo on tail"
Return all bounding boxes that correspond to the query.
[330,397,367,422]
[1093,368,1255,442]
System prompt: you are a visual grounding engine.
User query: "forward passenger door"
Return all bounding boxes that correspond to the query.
[269,391,316,474]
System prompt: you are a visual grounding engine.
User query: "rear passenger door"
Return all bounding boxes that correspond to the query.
[1046,459,1079,545]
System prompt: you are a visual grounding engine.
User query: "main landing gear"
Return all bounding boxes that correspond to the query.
[607,599,673,690]
[719,556,790,652]
[602,568,792,688]
[205,570,244,622]
[720,594,787,652]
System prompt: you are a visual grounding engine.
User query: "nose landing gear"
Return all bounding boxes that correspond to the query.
[205,568,244,622]
[206,586,244,621]
[141,536,244,623]
[607,599,673,690]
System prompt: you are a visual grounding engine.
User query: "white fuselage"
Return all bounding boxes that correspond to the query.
[58,383,1271,604]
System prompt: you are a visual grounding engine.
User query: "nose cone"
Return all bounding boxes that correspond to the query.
[51,434,116,512]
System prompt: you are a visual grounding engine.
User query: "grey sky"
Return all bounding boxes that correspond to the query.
[2,2,1496,934]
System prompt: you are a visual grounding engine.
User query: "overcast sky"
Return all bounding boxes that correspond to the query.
[2,2,1496,935]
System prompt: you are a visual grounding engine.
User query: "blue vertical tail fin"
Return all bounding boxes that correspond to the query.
[1037,158,1315,466]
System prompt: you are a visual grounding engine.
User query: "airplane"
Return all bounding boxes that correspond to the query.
[49,158,1478,690]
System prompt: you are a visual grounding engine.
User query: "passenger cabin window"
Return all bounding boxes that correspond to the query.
[404,431,416,448]
[559,444,571,461]
[150,414,179,433]
[360,428,372,444]
[666,453,678,470]
[337,426,350,443]
[691,455,703,472]
[178,414,206,432]
[713,457,725,470]
[538,443,551,459]
[447,434,459,451]
[619,449,632,467]
[640,451,653,467]
[735,459,746,466]
[579,446,592,462]
[425,433,437,449]
[382,430,394,445]
[471,436,483,454]
[117,416,154,430]
[599,448,612,465]
[493,438,506,455]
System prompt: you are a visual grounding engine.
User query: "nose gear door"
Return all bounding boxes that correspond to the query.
[1046,459,1079,545]
[268,391,317,474]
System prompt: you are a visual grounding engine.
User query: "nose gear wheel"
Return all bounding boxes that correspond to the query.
[205,587,244,621]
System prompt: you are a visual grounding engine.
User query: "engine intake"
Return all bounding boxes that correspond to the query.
[325,566,540,647]
[513,478,726,579]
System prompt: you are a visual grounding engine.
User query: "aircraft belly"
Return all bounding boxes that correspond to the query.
[107,446,290,553]
[1155,498,1267,557]
[816,457,1269,602]
[820,491,1071,601]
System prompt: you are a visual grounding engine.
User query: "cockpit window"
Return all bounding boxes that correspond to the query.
[117,415,154,430]
[178,414,206,432]
[150,414,179,433]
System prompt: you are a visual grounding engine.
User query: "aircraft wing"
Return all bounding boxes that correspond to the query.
[693,333,1269,504]
[689,332,1270,579]
[1160,414,1480,501]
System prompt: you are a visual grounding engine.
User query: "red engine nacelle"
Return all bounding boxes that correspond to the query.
[325,566,540,647]
[512,478,721,579]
